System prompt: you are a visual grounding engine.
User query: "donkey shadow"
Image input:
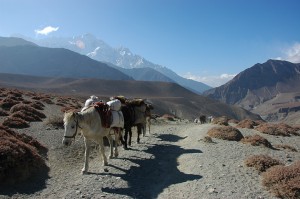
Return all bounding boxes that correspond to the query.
[102,134,202,199]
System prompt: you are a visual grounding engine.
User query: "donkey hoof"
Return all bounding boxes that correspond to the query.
[81,170,88,175]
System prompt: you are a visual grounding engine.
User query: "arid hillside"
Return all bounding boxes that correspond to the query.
[0,73,260,121]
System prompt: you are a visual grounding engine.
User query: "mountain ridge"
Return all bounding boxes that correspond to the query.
[19,34,211,93]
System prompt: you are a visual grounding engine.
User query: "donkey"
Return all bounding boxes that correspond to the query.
[111,96,147,150]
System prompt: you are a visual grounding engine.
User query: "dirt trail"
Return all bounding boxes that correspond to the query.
[1,120,299,199]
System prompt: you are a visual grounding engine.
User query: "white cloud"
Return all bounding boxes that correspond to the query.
[35,26,59,35]
[278,42,300,63]
[182,72,236,87]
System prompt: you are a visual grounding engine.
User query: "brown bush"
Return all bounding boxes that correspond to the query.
[262,161,300,198]
[10,104,46,119]
[228,119,239,124]
[212,116,229,126]
[274,144,298,152]
[28,101,45,110]
[236,119,260,129]
[244,155,283,172]
[0,125,47,154]
[0,109,9,116]
[207,126,244,141]
[241,134,273,148]
[11,110,42,122]
[41,97,54,104]
[202,136,213,143]
[0,98,20,110]
[0,126,48,185]
[2,117,30,128]
[256,123,299,136]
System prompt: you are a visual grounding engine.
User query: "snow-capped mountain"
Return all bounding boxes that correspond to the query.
[22,33,211,93]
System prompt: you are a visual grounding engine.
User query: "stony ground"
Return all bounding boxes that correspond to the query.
[0,103,300,199]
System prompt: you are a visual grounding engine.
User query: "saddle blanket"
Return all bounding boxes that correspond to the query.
[110,110,124,128]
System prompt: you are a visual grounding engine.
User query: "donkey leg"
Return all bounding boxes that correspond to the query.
[123,128,128,150]
[106,134,114,159]
[137,125,141,144]
[128,128,132,146]
[99,138,108,166]
[82,138,91,174]
[113,129,120,157]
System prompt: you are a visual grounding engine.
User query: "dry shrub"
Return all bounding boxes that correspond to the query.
[0,125,47,154]
[41,97,54,104]
[244,155,283,172]
[262,161,300,198]
[0,127,48,185]
[61,106,80,113]
[228,119,239,124]
[212,116,229,126]
[2,117,30,128]
[256,123,299,136]
[10,104,46,119]
[274,144,298,152]
[236,119,260,129]
[203,136,213,143]
[28,101,45,110]
[11,110,42,122]
[241,134,273,148]
[0,109,9,116]
[45,115,64,128]
[207,126,244,141]
[0,98,20,110]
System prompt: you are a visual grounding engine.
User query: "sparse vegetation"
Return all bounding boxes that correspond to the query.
[241,134,273,148]
[244,155,283,172]
[236,119,260,129]
[0,128,48,185]
[2,117,30,128]
[262,161,300,199]
[207,126,244,141]
[256,123,299,136]
[45,115,64,129]
[212,116,229,126]
[10,104,46,119]
[274,144,298,152]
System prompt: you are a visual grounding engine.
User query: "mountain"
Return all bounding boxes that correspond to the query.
[21,34,211,93]
[0,72,261,121]
[203,59,300,123]
[0,43,133,80]
[0,36,37,47]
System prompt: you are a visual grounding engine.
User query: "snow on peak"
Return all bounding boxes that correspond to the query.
[87,46,101,57]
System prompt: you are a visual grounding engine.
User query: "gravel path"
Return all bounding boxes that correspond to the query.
[1,106,299,199]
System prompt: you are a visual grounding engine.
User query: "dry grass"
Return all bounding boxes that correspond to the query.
[0,109,9,116]
[256,123,299,136]
[10,104,46,119]
[241,134,273,148]
[0,98,20,110]
[0,125,48,184]
[244,155,283,172]
[262,161,300,199]
[274,144,298,152]
[2,117,30,128]
[236,119,261,129]
[212,116,229,126]
[10,110,42,122]
[45,115,64,129]
[207,126,244,141]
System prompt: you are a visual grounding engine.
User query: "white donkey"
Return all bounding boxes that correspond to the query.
[62,106,121,174]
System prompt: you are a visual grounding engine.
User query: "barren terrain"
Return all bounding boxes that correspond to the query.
[0,89,299,199]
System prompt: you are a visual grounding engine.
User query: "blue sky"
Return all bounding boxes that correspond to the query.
[1,0,300,87]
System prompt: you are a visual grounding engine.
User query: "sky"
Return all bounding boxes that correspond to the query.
[1,0,300,87]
